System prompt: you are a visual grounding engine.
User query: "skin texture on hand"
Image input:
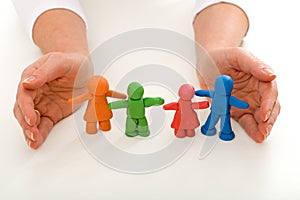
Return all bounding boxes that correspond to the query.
[14,8,90,149]
[193,3,280,142]
[203,48,280,142]
[14,52,92,149]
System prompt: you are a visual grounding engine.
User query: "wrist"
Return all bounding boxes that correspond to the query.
[193,2,248,52]
[33,9,89,56]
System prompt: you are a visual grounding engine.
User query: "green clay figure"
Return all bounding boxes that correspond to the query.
[108,82,164,137]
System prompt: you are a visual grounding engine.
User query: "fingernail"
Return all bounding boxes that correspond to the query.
[264,111,271,121]
[26,138,32,148]
[257,133,265,143]
[266,125,273,137]
[23,76,35,83]
[25,130,35,141]
[30,132,35,141]
[264,69,276,77]
[25,115,31,126]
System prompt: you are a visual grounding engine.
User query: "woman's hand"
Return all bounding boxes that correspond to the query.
[198,47,280,142]
[14,52,92,149]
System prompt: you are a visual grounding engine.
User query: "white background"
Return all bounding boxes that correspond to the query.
[0,0,299,199]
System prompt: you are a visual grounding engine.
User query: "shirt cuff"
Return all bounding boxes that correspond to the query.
[12,0,87,43]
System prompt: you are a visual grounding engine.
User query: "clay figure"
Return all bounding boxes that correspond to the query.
[108,82,164,137]
[195,75,249,141]
[68,76,126,134]
[163,84,209,138]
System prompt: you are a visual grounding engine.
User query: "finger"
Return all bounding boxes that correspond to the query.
[259,80,278,122]
[226,47,276,82]
[29,117,54,149]
[20,57,47,80]
[35,109,41,125]
[238,113,265,143]
[22,53,86,90]
[13,103,36,143]
[22,53,73,90]
[16,84,37,127]
[258,99,281,137]
[41,101,65,124]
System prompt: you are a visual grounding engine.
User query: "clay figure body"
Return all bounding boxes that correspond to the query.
[195,75,249,141]
[164,84,209,138]
[68,76,126,134]
[108,82,164,137]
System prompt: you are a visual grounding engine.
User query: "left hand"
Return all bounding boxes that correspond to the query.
[198,47,280,142]
[13,52,92,149]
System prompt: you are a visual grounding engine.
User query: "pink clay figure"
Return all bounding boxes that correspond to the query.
[163,84,209,138]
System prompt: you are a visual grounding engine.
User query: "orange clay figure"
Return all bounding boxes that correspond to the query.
[68,76,126,134]
[163,84,209,138]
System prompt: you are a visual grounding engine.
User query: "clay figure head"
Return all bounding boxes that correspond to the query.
[88,76,109,95]
[127,82,144,100]
[178,84,195,100]
[214,75,233,95]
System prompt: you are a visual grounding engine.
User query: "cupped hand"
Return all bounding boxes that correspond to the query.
[14,52,92,149]
[198,47,280,142]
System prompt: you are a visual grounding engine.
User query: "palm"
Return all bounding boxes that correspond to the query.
[224,68,264,129]
[14,52,92,149]
[199,47,280,142]
[33,79,74,124]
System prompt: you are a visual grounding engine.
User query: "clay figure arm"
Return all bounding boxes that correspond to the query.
[108,100,128,109]
[229,96,249,109]
[107,90,127,99]
[192,101,210,109]
[68,92,92,104]
[163,102,178,110]
[144,97,165,107]
[194,90,214,98]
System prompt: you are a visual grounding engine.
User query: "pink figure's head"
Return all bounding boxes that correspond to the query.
[178,84,195,100]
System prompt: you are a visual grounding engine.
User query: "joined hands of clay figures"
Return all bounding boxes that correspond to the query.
[195,75,249,141]
[68,76,127,134]
[163,84,209,138]
[108,82,164,137]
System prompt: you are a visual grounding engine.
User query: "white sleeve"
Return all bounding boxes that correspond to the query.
[194,0,248,20]
[12,0,87,42]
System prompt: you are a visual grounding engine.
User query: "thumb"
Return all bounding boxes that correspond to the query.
[228,48,276,82]
[22,53,73,89]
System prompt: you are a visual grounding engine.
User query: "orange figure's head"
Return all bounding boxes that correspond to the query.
[88,76,109,95]
[178,84,195,101]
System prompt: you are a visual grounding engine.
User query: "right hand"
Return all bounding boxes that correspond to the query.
[13,52,92,149]
[198,47,280,142]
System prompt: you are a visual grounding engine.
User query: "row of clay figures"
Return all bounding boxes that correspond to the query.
[68,75,249,141]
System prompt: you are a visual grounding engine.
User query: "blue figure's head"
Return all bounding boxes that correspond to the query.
[214,75,233,95]
[127,82,144,100]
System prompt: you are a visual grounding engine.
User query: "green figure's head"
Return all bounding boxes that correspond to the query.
[127,82,144,100]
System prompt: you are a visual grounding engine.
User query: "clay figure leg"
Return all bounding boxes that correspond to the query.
[201,112,219,136]
[219,115,235,141]
[175,129,186,138]
[99,120,111,131]
[137,117,150,137]
[125,117,138,137]
[86,122,97,134]
[186,129,196,137]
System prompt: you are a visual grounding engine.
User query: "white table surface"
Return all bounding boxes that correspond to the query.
[0,0,299,199]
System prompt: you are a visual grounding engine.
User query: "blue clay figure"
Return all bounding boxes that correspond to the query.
[195,75,249,141]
